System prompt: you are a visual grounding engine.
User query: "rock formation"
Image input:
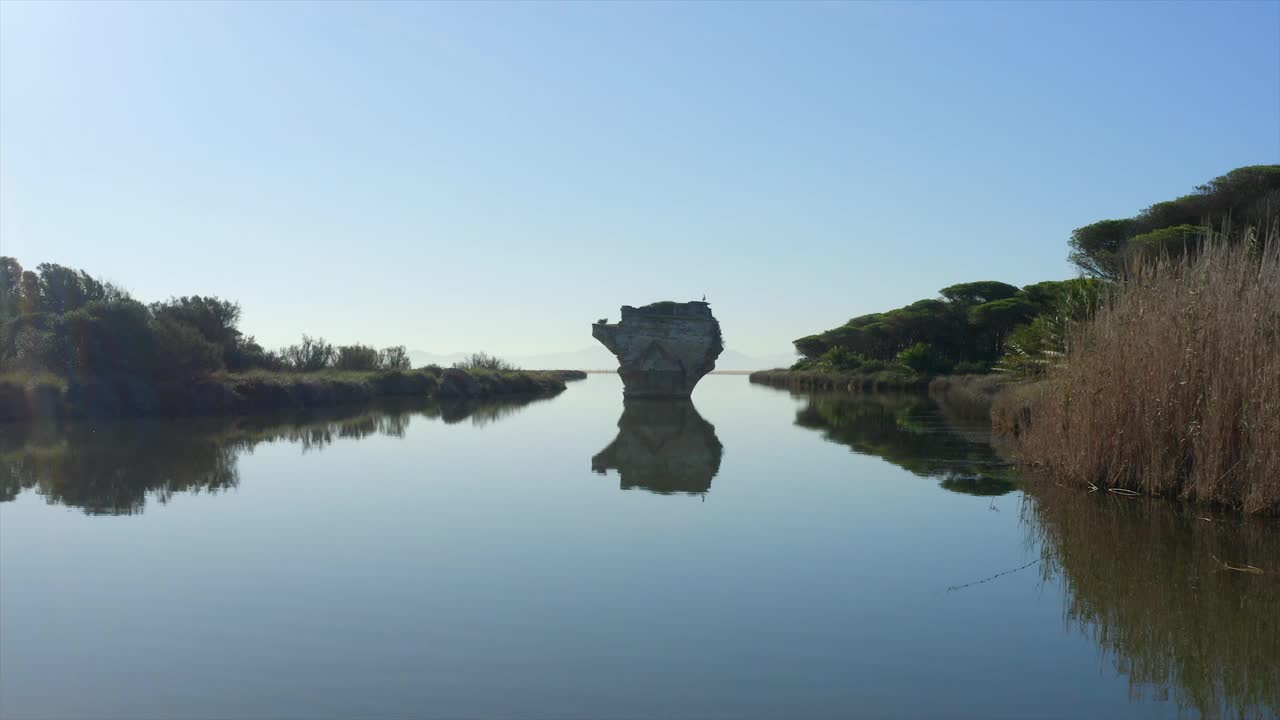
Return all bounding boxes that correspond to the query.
[591,400,723,495]
[591,301,723,398]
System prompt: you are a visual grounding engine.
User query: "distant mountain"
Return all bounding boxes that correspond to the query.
[407,347,794,371]
[406,350,470,368]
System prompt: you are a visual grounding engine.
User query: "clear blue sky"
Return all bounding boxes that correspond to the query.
[2,1,1277,357]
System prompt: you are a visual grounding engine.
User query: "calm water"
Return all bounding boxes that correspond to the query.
[1,375,1276,719]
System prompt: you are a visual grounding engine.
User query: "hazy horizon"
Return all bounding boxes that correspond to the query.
[2,1,1278,357]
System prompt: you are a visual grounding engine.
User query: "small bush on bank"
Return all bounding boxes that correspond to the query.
[453,352,519,371]
[379,346,411,371]
[280,335,336,372]
[334,344,380,371]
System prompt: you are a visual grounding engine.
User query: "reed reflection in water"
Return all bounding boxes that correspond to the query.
[1023,482,1280,720]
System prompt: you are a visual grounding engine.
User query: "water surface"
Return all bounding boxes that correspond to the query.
[2,375,1276,719]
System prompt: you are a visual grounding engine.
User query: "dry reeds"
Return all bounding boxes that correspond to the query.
[1002,232,1280,515]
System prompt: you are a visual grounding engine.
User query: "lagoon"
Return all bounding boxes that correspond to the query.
[1,375,1275,719]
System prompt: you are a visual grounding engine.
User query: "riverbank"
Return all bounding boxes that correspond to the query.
[991,241,1279,516]
[749,368,932,392]
[0,367,568,421]
[748,368,1014,400]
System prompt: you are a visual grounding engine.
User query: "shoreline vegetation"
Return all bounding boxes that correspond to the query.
[0,366,571,422]
[763,166,1280,516]
[994,238,1279,516]
[0,260,579,421]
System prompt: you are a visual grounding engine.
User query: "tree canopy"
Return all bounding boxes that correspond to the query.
[791,278,1087,374]
[1068,165,1280,279]
[0,258,412,379]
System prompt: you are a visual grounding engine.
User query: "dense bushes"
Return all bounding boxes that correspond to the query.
[996,238,1280,515]
[452,352,519,371]
[0,258,416,379]
[0,366,567,420]
[792,279,1080,374]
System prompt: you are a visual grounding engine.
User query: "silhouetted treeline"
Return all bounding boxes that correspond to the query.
[792,278,1099,374]
[0,258,411,378]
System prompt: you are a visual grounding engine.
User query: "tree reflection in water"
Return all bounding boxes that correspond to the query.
[790,391,1020,495]
[0,395,552,515]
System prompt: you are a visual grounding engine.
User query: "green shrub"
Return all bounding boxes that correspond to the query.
[896,342,951,374]
[153,317,224,379]
[281,335,336,372]
[453,352,519,371]
[379,346,411,370]
[334,344,380,371]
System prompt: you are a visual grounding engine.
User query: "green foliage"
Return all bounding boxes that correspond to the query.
[334,344,381,371]
[1068,165,1280,278]
[794,335,830,359]
[1128,224,1205,259]
[1068,219,1133,279]
[225,335,280,372]
[0,257,23,320]
[896,342,951,374]
[378,346,411,371]
[939,281,1019,305]
[281,335,336,372]
[969,297,1036,329]
[818,347,860,371]
[998,278,1106,376]
[792,278,1062,374]
[153,317,225,379]
[0,258,421,381]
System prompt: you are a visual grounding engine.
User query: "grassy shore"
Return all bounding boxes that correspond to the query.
[748,368,932,392]
[747,368,1018,401]
[0,366,567,421]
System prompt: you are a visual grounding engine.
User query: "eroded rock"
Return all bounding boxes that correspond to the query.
[592,301,723,398]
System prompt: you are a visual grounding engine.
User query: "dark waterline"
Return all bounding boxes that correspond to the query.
[1,375,1276,719]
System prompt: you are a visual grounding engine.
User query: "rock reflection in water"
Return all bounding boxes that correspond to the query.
[0,395,551,515]
[592,400,723,495]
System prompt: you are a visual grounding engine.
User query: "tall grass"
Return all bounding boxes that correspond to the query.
[1001,232,1279,514]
